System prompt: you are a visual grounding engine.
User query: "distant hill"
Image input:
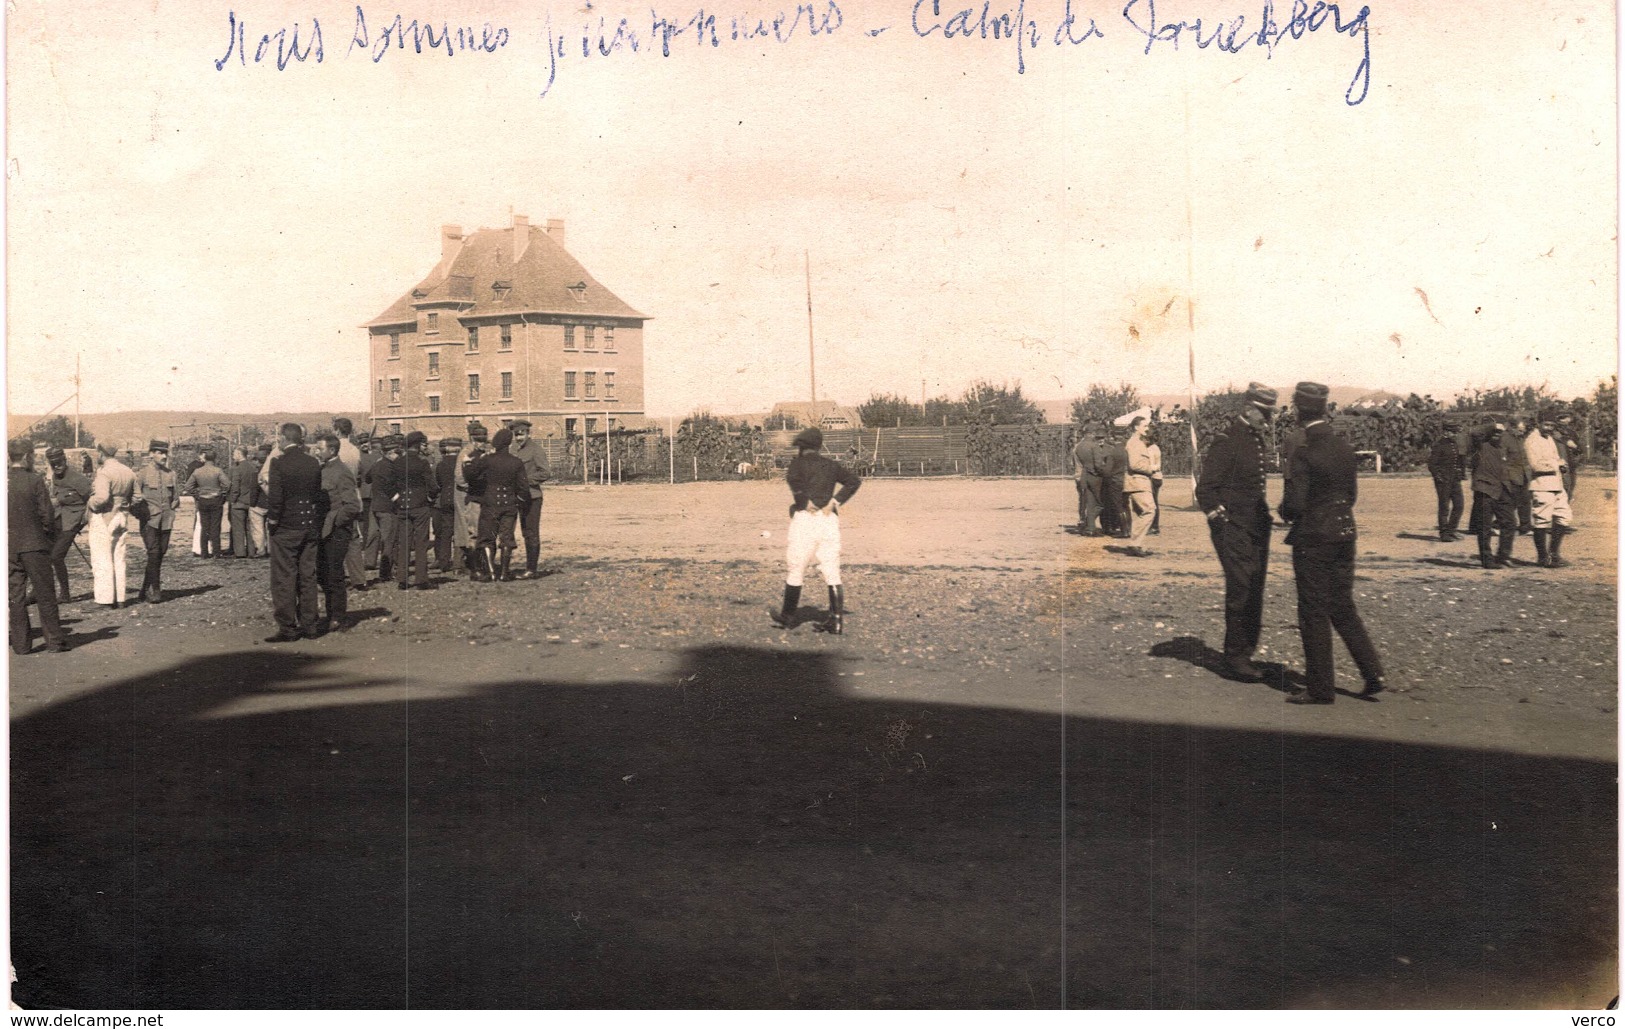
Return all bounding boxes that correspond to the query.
[6,410,369,450]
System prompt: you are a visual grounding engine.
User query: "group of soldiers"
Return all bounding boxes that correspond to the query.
[1427,409,1583,569]
[7,416,553,653]
[1071,417,1165,555]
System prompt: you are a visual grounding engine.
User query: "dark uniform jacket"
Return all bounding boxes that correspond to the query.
[183,462,230,502]
[357,450,379,502]
[50,467,95,531]
[464,451,530,510]
[319,459,361,532]
[229,458,261,508]
[1072,438,1103,480]
[1427,435,1465,480]
[1500,430,1530,487]
[433,456,459,511]
[1470,439,1517,499]
[786,453,861,517]
[1279,421,1358,546]
[1195,421,1271,525]
[10,467,56,556]
[387,452,439,512]
[1098,443,1128,486]
[511,440,552,500]
[266,445,328,534]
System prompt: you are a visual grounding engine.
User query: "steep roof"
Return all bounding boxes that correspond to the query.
[366,225,646,328]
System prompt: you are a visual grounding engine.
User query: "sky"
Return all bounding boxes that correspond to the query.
[5,0,1618,419]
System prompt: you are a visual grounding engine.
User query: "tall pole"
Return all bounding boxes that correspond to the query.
[1182,77,1200,490]
[805,250,817,405]
[74,352,81,448]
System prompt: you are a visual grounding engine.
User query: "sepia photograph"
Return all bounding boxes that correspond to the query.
[5,0,1618,1013]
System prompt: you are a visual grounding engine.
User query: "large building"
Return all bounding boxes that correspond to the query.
[365,215,648,438]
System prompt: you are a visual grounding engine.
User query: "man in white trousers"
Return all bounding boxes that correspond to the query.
[84,442,136,608]
[771,427,861,634]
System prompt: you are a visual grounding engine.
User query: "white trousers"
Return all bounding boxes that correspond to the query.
[785,509,842,587]
[249,508,268,553]
[1530,489,1573,529]
[1128,491,1156,546]
[86,510,130,605]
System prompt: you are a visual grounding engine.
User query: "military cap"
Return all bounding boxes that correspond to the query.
[354,431,372,443]
[1292,381,1330,416]
[405,430,429,448]
[382,433,407,450]
[792,427,824,450]
[258,442,274,453]
[509,418,533,429]
[1244,383,1278,409]
[440,437,464,448]
[491,428,514,450]
[44,446,66,462]
[148,439,170,453]
[8,439,33,461]
[466,420,489,440]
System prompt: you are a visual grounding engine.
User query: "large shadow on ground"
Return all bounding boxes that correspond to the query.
[11,645,1616,1008]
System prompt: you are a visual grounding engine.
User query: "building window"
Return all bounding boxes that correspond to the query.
[604,371,616,400]
[389,378,401,405]
[377,378,384,395]
[584,326,597,350]
[500,372,513,400]
[427,351,440,378]
[564,371,577,400]
[389,421,402,435]
[467,374,481,403]
[608,418,617,431]
[467,325,479,353]
[426,313,439,334]
[428,395,441,413]
[565,417,578,436]
[586,417,598,435]
[584,371,597,399]
[499,324,512,350]
[604,326,615,350]
[389,333,400,359]
[563,325,576,350]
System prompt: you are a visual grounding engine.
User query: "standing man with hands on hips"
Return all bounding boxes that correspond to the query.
[771,427,861,634]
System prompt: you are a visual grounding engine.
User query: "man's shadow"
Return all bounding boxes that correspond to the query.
[1148,635,1296,694]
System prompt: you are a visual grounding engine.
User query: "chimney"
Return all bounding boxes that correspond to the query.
[512,214,530,263]
[545,218,565,249]
[438,224,464,277]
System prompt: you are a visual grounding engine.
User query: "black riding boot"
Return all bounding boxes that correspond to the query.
[823,585,845,635]
[771,585,801,628]
[498,548,514,582]
[1532,529,1550,567]
[1549,524,1571,567]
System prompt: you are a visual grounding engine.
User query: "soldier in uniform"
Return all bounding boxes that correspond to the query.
[9,439,66,654]
[249,441,274,558]
[264,423,329,641]
[432,437,462,574]
[1071,423,1104,535]
[333,418,365,589]
[509,419,553,578]
[313,434,361,632]
[464,428,530,582]
[134,440,178,604]
[1194,382,1278,682]
[1427,426,1467,541]
[1469,418,1520,569]
[228,446,261,558]
[365,435,404,583]
[454,421,490,575]
[182,448,230,558]
[1523,411,1574,569]
[390,431,440,590]
[354,432,377,581]
[44,446,93,602]
[1277,382,1385,704]
[1102,428,1133,538]
[85,442,136,607]
[771,427,862,633]
[1505,414,1534,535]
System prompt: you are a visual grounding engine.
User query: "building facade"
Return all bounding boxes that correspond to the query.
[366,215,647,439]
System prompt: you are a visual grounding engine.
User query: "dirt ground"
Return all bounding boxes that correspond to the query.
[9,473,1618,1009]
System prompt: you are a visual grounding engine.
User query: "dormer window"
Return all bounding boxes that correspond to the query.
[492,280,512,303]
[568,281,588,304]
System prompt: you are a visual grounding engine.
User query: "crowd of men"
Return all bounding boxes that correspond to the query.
[1427,409,1584,569]
[7,416,553,653]
[1071,416,1164,555]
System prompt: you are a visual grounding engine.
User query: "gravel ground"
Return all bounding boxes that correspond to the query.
[9,474,1617,1008]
